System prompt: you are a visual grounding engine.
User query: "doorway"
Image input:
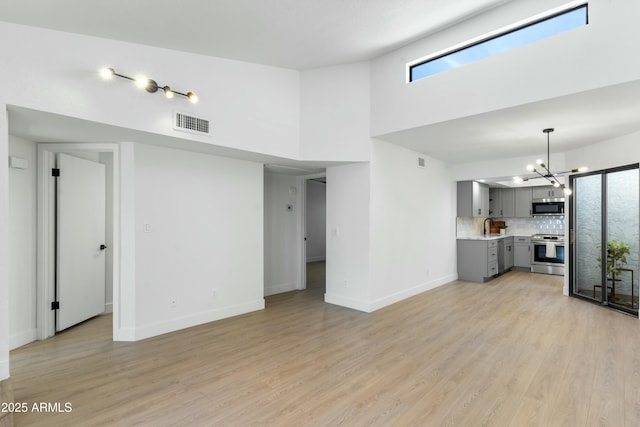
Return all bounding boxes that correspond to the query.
[37,144,119,340]
[570,163,639,315]
[302,175,326,297]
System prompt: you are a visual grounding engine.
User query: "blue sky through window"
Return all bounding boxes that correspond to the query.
[409,5,588,82]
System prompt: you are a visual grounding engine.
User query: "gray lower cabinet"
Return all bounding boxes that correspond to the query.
[502,237,514,272]
[514,236,531,269]
[457,239,499,282]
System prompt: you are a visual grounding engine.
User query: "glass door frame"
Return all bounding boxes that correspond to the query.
[569,163,639,315]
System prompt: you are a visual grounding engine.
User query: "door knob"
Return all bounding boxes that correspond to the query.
[100,244,107,250]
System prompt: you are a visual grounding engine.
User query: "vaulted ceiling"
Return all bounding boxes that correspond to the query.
[2,0,640,170]
[0,0,512,70]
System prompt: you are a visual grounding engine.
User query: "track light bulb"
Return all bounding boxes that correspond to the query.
[135,76,150,89]
[100,67,115,80]
[187,92,198,103]
[526,164,535,172]
[163,86,174,99]
[563,187,572,196]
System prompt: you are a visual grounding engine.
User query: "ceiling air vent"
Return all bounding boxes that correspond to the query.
[417,156,426,168]
[173,111,211,136]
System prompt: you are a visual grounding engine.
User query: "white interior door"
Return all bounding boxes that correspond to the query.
[56,153,106,332]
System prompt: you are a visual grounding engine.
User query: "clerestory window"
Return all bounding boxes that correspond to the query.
[408,4,588,82]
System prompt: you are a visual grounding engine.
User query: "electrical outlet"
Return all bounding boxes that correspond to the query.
[170,298,177,308]
[212,289,218,299]
[343,279,348,288]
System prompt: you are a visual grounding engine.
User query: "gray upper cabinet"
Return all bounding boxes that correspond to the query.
[489,188,502,217]
[489,188,515,218]
[457,181,490,217]
[515,187,533,218]
[501,188,515,218]
[532,185,563,199]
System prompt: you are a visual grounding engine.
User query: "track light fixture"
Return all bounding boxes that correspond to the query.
[99,67,198,103]
[513,128,588,196]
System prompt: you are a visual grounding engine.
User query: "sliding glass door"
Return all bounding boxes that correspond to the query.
[571,164,639,315]
[572,174,602,302]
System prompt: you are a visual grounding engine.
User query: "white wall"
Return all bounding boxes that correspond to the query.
[369,140,457,308]
[8,136,38,349]
[325,163,371,311]
[305,180,326,262]
[326,141,458,312]
[1,110,10,380]
[0,22,301,159]
[263,172,302,296]
[133,143,264,340]
[300,62,371,162]
[565,130,640,172]
[370,0,640,137]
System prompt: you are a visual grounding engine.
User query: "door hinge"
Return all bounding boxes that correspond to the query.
[51,301,60,310]
[52,168,60,177]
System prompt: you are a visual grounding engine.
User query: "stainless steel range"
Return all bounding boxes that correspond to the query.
[531,234,565,275]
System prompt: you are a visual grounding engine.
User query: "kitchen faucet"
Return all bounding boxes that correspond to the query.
[483,218,492,235]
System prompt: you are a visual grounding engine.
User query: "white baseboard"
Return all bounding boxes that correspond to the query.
[10,328,37,350]
[131,299,265,341]
[116,327,136,342]
[104,302,113,313]
[324,293,371,313]
[306,256,326,263]
[369,273,457,312]
[264,282,298,296]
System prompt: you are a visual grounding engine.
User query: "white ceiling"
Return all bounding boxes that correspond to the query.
[2,0,640,170]
[0,0,511,70]
[378,80,640,164]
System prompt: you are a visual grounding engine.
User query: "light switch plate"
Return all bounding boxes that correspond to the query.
[9,156,28,169]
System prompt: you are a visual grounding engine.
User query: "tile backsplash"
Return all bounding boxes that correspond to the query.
[457,216,565,237]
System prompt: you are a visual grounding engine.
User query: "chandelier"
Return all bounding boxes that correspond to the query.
[514,128,587,196]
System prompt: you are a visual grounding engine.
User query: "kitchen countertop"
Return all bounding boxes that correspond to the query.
[457,234,532,241]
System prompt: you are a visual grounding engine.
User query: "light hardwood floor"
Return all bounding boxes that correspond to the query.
[9,265,640,426]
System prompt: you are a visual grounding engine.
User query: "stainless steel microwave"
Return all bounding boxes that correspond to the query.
[532,198,565,216]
